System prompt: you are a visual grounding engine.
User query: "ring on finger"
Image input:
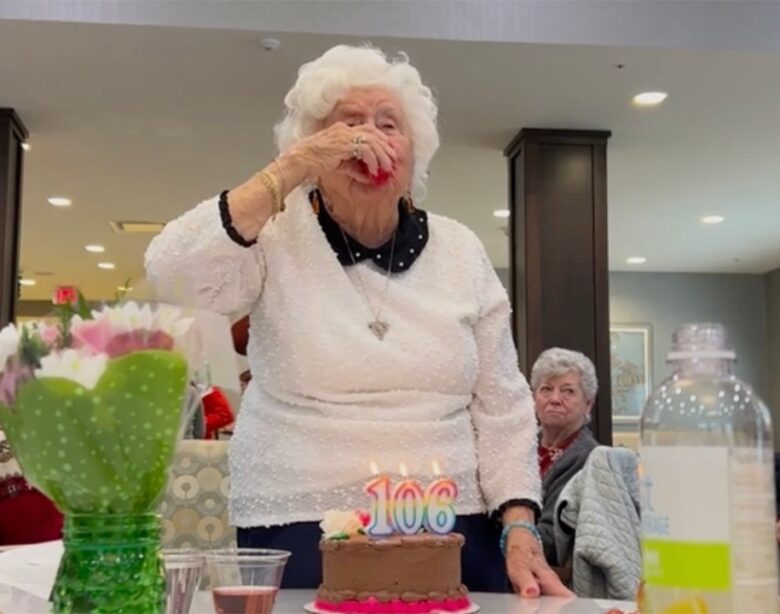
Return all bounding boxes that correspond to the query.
[351,143,362,159]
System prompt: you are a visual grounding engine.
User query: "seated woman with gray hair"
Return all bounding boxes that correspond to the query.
[531,348,599,567]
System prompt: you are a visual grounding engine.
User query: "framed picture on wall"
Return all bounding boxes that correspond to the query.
[610,323,653,424]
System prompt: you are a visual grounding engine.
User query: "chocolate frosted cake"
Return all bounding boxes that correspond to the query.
[315,533,471,613]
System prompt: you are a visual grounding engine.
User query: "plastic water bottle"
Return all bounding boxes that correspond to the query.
[639,323,778,613]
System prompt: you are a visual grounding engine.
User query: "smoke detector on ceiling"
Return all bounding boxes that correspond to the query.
[259,37,281,52]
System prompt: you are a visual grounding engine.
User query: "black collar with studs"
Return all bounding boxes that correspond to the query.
[309,189,429,274]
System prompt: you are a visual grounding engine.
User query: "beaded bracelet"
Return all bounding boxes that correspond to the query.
[499,521,543,557]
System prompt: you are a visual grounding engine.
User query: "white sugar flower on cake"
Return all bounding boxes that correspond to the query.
[320,509,370,540]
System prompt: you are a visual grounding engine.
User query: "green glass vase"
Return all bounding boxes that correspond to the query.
[52,513,165,613]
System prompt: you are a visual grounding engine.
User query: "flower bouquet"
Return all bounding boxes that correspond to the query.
[0,299,201,613]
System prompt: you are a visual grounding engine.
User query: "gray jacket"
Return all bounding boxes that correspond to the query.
[538,427,598,565]
[553,446,641,600]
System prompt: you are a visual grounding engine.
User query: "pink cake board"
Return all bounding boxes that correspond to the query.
[303,602,479,614]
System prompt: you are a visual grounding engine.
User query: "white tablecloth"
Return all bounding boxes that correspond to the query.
[0,542,636,614]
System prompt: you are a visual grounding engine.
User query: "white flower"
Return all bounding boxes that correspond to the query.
[35,349,108,390]
[86,302,193,341]
[89,302,155,335]
[319,510,365,539]
[0,324,20,373]
[152,304,194,339]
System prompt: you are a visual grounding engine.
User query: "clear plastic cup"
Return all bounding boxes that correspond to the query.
[206,548,291,614]
[163,548,205,614]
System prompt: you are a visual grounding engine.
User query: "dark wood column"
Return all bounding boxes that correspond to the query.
[505,128,613,444]
[0,109,28,328]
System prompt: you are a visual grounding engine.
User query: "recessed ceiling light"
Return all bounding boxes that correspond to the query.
[21,142,31,151]
[632,92,668,106]
[493,209,511,219]
[626,256,647,265]
[19,278,36,286]
[85,244,105,253]
[701,215,725,225]
[97,262,115,270]
[47,197,72,207]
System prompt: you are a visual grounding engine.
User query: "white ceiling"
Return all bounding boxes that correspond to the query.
[1,19,779,301]
[4,0,780,54]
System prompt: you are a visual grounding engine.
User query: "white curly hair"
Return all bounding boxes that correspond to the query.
[273,44,439,200]
[530,347,599,402]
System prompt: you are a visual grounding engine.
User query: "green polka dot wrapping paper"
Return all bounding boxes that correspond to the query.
[0,301,202,613]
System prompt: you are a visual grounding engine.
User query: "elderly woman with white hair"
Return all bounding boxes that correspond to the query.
[146,44,568,597]
[530,348,599,567]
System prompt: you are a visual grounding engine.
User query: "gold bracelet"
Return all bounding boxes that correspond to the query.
[271,158,286,203]
[257,170,282,218]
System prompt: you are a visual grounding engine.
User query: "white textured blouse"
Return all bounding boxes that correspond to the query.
[145,188,541,528]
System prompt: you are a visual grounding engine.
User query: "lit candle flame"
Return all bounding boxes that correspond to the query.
[432,460,442,477]
[369,460,380,476]
[399,462,409,478]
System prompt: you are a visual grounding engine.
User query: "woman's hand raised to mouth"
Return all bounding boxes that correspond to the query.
[285,122,398,185]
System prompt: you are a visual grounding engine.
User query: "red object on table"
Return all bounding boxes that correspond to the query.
[0,477,63,545]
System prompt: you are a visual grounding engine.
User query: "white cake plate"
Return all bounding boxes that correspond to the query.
[304,601,479,614]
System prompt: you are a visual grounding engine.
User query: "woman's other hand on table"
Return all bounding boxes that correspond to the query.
[505,527,574,599]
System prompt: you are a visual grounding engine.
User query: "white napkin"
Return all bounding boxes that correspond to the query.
[0,540,62,599]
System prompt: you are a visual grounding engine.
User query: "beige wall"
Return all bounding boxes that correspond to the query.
[609,272,770,400]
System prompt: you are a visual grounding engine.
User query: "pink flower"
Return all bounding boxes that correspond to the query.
[104,330,174,358]
[71,317,115,356]
[71,308,178,359]
[37,324,61,348]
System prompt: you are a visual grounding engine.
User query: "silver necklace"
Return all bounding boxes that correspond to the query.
[339,228,397,340]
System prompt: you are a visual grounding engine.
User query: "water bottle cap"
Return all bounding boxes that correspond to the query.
[667,323,736,361]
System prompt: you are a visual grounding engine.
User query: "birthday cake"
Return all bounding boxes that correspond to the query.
[314,511,471,613]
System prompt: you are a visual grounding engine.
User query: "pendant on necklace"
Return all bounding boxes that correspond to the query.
[368,319,390,340]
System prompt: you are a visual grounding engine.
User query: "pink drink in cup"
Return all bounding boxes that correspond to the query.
[206,549,291,614]
[212,586,278,614]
